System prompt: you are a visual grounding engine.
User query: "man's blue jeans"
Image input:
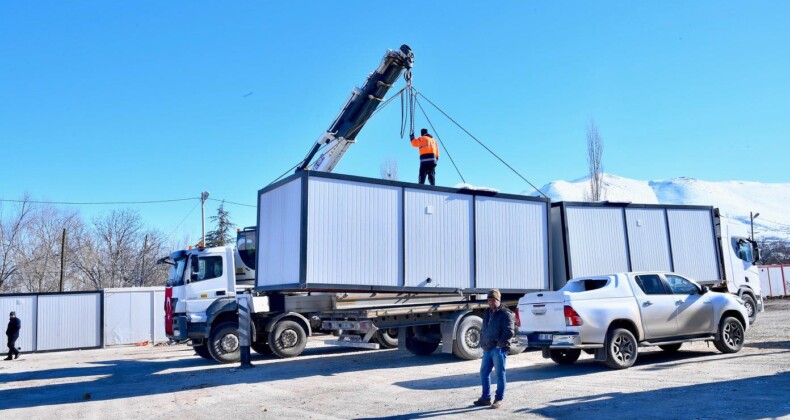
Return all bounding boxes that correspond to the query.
[480,347,507,401]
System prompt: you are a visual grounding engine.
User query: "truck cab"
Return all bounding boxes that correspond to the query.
[715,215,763,322]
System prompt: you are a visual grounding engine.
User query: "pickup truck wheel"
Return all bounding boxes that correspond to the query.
[193,343,213,360]
[207,322,241,364]
[714,316,744,354]
[268,319,307,358]
[604,328,637,369]
[376,329,399,349]
[741,295,757,325]
[451,315,483,360]
[251,340,272,355]
[550,349,581,365]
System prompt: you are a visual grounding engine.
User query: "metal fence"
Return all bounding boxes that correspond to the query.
[760,265,789,298]
[0,287,166,353]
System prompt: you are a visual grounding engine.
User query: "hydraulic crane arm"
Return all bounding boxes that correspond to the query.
[296,44,414,173]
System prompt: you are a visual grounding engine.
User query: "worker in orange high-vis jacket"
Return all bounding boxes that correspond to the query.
[410,128,440,185]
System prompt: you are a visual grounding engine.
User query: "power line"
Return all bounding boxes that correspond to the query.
[207,198,255,208]
[0,197,198,205]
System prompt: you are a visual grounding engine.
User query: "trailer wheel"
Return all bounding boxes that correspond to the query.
[193,343,213,360]
[741,294,757,325]
[405,327,440,356]
[550,349,581,365]
[207,321,241,364]
[713,316,744,354]
[452,315,483,360]
[251,340,272,355]
[603,328,637,369]
[375,328,399,349]
[268,319,307,358]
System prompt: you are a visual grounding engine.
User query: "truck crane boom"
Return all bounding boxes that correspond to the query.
[296,44,414,173]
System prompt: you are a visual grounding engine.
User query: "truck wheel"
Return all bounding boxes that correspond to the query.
[659,344,682,353]
[268,319,307,358]
[741,294,757,325]
[550,349,581,365]
[193,343,213,360]
[452,315,483,360]
[603,328,638,369]
[405,327,440,356]
[713,316,744,354]
[375,328,399,349]
[508,342,527,356]
[251,340,272,355]
[207,321,241,364]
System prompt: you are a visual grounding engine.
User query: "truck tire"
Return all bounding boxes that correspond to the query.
[508,342,527,355]
[207,321,241,364]
[452,315,483,360]
[251,340,272,356]
[375,329,399,349]
[603,328,638,369]
[405,327,440,356]
[268,319,307,358]
[741,294,757,325]
[550,349,581,365]
[193,343,213,360]
[659,344,682,353]
[713,316,744,354]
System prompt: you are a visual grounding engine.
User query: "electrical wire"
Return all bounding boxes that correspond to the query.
[167,200,201,238]
[207,198,255,208]
[0,197,198,205]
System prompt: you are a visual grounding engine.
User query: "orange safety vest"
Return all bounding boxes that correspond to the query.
[410,135,440,163]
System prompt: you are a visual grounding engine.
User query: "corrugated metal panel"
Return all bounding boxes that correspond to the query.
[104,291,132,345]
[153,290,166,342]
[759,267,771,297]
[768,266,786,297]
[550,206,568,289]
[625,208,673,272]
[258,178,302,288]
[404,189,473,289]
[0,295,37,352]
[475,197,548,290]
[566,206,630,278]
[306,177,403,287]
[667,209,720,282]
[784,267,790,297]
[37,293,100,351]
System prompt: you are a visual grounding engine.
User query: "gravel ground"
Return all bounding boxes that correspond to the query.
[1,300,788,419]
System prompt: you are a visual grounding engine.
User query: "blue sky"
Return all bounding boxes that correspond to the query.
[1,1,788,244]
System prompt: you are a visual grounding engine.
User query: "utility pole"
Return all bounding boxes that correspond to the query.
[59,228,66,292]
[750,211,760,241]
[139,234,148,287]
[201,191,210,246]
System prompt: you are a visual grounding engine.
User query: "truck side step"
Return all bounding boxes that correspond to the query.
[641,335,715,346]
[324,340,380,350]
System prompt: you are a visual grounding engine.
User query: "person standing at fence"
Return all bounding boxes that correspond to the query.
[5,311,21,360]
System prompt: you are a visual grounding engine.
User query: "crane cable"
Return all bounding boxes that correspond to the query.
[414,96,466,184]
[413,89,549,199]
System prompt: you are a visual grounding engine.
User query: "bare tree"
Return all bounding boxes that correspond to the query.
[380,158,399,181]
[0,195,33,291]
[73,209,143,289]
[585,120,605,202]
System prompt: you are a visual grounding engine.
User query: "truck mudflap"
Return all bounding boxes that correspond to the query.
[168,316,189,341]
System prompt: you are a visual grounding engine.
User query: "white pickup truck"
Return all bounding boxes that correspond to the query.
[516,272,749,369]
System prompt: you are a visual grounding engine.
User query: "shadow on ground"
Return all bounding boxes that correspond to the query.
[0,346,459,410]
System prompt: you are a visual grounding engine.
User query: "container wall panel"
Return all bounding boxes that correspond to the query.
[759,267,771,297]
[667,209,721,282]
[784,267,790,297]
[625,208,673,272]
[104,291,132,346]
[37,293,101,351]
[476,197,548,290]
[550,206,568,290]
[0,295,37,352]
[153,290,167,342]
[768,267,786,297]
[404,189,473,289]
[306,177,403,287]
[258,178,302,288]
[566,206,630,278]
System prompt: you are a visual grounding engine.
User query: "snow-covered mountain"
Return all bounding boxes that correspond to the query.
[527,174,790,240]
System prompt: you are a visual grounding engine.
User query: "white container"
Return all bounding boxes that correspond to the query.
[257,171,550,294]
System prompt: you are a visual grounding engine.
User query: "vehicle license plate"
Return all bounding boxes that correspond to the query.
[539,334,553,341]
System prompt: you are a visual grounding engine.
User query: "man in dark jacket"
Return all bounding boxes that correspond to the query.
[474,289,514,409]
[6,311,21,360]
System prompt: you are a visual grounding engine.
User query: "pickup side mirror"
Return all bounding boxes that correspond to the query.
[700,285,709,294]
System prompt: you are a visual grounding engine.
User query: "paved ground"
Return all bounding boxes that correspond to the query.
[1,300,789,419]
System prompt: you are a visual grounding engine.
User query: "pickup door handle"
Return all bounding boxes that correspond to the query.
[642,301,652,307]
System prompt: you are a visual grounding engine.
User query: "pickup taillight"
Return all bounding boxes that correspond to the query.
[564,305,583,326]
[514,308,522,328]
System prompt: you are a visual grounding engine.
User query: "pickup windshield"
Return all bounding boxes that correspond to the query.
[167,257,187,287]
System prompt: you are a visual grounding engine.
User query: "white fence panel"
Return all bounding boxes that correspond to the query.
[104,287,166,346]
[0,295,37,352]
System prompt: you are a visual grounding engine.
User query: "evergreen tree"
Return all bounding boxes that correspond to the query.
[205,201,236,247]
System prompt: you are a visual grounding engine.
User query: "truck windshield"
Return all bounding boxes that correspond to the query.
[167,258,187,287]
[237,230,256,269]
